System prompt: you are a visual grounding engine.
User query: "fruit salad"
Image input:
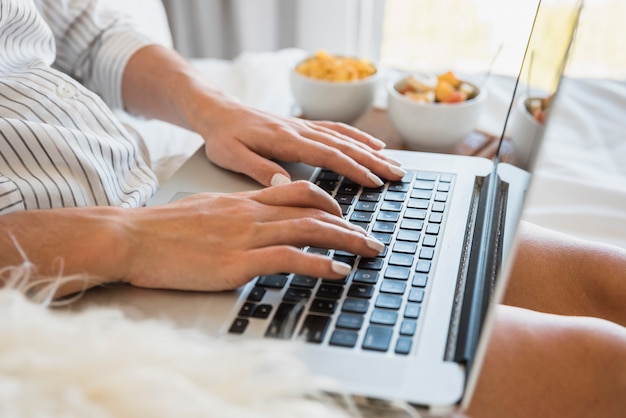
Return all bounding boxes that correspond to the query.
[398,71,479,104]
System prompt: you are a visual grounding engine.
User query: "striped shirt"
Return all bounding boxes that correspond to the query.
[0,0,159,214]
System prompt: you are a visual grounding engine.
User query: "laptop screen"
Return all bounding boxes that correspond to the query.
[494,0,583,171]
[460,0,583,400]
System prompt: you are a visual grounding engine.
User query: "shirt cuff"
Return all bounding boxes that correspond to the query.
[91,30,155,111]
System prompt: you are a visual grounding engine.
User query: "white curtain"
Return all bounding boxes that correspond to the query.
[161,0,385,60]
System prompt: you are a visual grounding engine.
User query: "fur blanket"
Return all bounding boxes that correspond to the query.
[0,265,361,418]
[0,267,424,418]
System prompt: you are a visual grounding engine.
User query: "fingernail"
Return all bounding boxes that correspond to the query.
[365,236,385,253]
[385,156,402,166]
[331,261,352,276]
[367,172,384,187]
[389,165,407,177]
[374,138,387,149]
[270,173,291,186]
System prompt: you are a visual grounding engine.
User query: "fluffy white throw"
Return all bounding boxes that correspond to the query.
[0,283,358,418]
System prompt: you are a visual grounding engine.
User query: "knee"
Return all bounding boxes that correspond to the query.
[467,307,626,418]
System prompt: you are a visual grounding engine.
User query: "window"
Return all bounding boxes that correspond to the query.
[379,0,626,80]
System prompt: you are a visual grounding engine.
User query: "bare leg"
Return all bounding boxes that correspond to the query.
[467,305,626,418]
[466,223,626,417]
[504,222,626,327]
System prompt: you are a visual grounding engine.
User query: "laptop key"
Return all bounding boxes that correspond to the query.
[415,260,432,274]
[283,288,312,303]
[408,288,425,303]
[353,270,379,284]
[404,302,422,319]
[380,200,403,211]
[396,229,421,242]
[291,275,318,288]
[370,309,398,326]
[399,319,417,336]
[395,337,413,355]
[372,221,395,233]
[257,274,289,288]
[360,257,385,270]
[307,247,329,256]
[342,298,369,314]
[335,194,355,205]
[362,325,393,352]
[419,248,435,260]
[359,191,381,202]
[336,313,365,330]
[422,235,437,247]
[238,302,255,317]
[393,241,417,254]
[355,201,377,212]
[252,304,273,319]
[316,284,344,299]
[407,198,430,209]
[411,273,429,288]
[300,315,331,344]
[432,202,446,212]
[389,253,414,267]
[404,208,427,219]
[246,286,266,302]
[375,294,403,310]
[347,284,375,299]
[350,211,374,223]
[380,279,407,295]
[377,211,400,222]
[384,266,410,280]
[309,298,337,314]
[387,182,409,192]
[329,330,359,348]
[370,232,392,245]
[228,318,249,334]
[265,302,304,339]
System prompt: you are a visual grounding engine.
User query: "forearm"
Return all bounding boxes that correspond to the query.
[121,44,239,131]
[0,208,130,298]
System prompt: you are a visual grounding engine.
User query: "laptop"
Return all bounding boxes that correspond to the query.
[82,0,583,414]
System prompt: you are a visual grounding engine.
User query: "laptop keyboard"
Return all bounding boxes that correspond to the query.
[228,168,453,355]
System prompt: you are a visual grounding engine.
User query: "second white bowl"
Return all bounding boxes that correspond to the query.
[387,76,487,151]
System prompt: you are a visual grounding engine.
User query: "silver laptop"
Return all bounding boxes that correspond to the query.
[78,1,582,414]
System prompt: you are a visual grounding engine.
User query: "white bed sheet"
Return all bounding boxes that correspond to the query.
[126,49,626,250]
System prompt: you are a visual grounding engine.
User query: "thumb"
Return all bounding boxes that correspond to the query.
[217,148,292,187]
[243,152,292,187]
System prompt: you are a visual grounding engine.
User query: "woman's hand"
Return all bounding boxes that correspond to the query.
[123,45,405,188]
[122,181,384,292]
[191,99,406,188]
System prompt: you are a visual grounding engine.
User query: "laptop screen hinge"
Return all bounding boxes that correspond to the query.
[446,171,508,372]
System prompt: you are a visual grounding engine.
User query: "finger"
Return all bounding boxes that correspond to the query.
[309,120,387,150]
[292,129,406,186]
[248,181,343,217]
[240,247,355,282]
[206,142,292,187]
[250,217,384,255]
[269,132,400,188]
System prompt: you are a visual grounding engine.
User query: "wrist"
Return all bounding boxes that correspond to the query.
[0,207,133,296]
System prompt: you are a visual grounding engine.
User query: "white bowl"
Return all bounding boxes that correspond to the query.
[507,94,547,168]
[387,76,487,151]
[289,61,380,124]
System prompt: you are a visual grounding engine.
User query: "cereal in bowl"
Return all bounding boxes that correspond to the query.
[295,50,376,82]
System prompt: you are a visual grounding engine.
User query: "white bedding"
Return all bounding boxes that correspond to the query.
[127,48,626,250]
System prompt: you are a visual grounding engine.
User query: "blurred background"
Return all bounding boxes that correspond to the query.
[159,0,624,80]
